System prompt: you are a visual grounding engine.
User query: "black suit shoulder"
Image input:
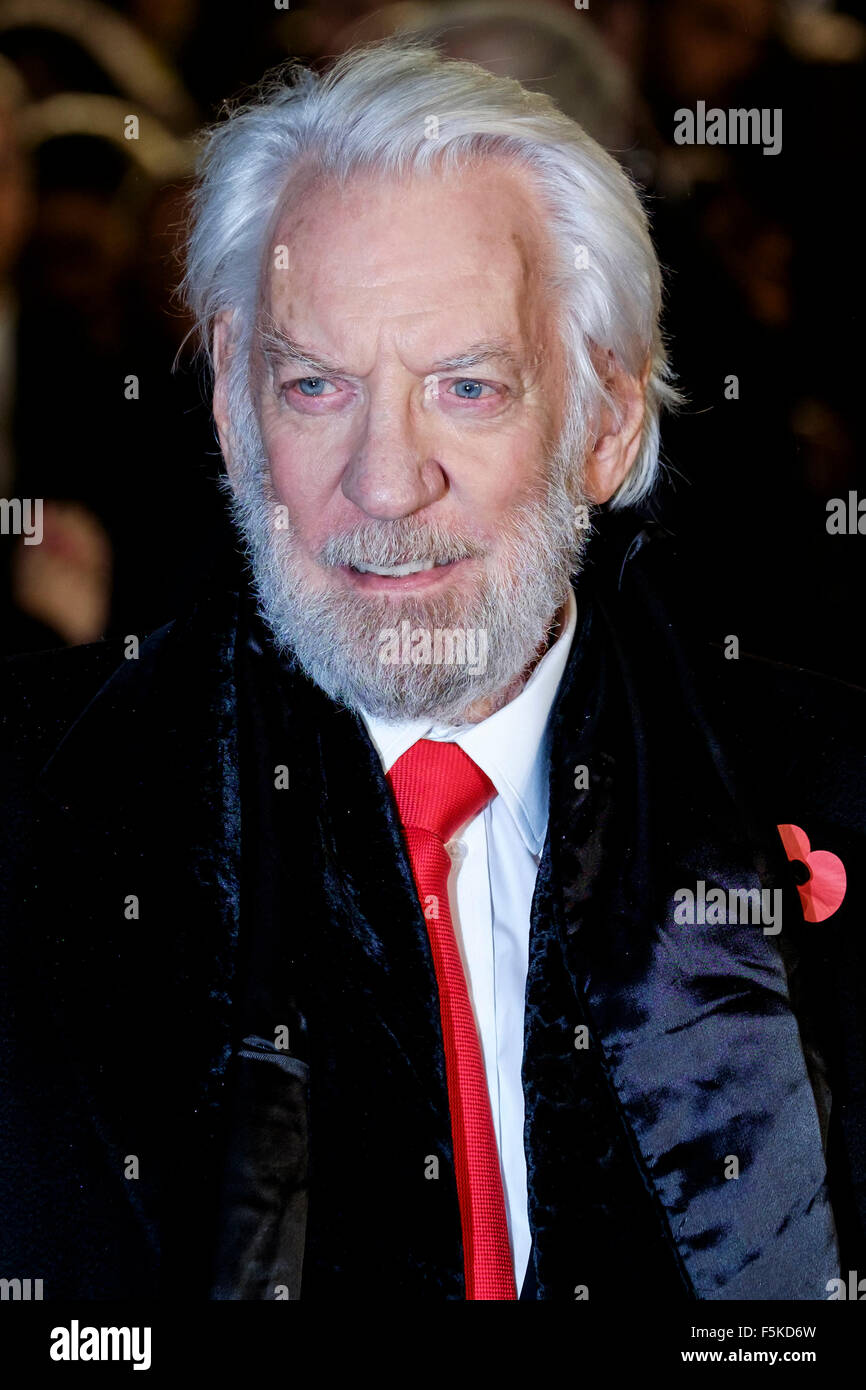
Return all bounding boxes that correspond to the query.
[0,629,170,781]
[694,641,866,833]
[599,514,866,833]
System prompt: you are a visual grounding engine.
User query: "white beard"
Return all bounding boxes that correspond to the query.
[223,389,590,725]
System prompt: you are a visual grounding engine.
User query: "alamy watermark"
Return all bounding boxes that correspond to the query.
[0,1276,43,1299]
[49,1320,151,1371]
[826,492,866,534]
[674,102,782,156]
[674,881,782,935]
[0,497,42,544]
[827,1271,866,1299]
[378,622,488,674]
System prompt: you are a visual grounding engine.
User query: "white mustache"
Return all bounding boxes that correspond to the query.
[319,528,482,571]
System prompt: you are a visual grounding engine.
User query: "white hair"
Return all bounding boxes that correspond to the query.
[180,36,680,507]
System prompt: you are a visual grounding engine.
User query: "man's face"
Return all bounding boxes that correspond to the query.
[216,161,592,723]
[257,161,566,603]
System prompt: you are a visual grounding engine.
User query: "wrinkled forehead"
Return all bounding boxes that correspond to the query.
[254,159,558,357]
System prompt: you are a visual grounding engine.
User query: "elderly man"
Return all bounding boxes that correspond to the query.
[1,39,864,1304]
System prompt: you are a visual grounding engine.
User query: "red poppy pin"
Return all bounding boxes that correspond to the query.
[777,823,847,923]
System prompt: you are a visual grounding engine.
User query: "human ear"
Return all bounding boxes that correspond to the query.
[212,309,238,480]
[583,349,651,504]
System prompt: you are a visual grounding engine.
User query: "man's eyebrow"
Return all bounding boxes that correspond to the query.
[257,326,344,377]
[430,341,523,374]
[257,325,524,378]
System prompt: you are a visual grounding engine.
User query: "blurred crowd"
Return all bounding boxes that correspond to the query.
[1,0,863,683]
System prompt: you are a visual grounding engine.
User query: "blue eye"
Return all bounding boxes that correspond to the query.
[451,380,485,399]
[296,377,328,396]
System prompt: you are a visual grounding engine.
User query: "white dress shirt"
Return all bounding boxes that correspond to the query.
[358,586,578,1292]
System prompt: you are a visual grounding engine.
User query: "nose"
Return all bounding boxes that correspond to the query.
[340,393,448,520]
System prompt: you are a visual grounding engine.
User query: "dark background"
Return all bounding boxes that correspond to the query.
[0,0,863,684]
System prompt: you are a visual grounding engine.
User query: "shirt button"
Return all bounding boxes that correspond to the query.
[445,839,468,862]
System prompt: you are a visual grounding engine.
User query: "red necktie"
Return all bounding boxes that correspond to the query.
[387,738,518,1300]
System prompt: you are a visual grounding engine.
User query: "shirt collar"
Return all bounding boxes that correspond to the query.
[357,585,578,856]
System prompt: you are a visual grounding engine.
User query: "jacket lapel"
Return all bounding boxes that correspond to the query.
[525,526,843,1299]
[288,666,466,1296]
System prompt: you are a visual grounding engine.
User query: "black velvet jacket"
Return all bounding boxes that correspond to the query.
[1,516,865,1301]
